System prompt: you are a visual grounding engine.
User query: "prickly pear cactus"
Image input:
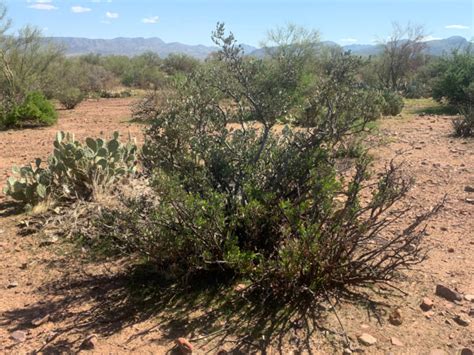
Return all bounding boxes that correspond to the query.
[3,131,138,208]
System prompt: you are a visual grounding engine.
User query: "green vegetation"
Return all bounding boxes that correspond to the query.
[4,131,138,209]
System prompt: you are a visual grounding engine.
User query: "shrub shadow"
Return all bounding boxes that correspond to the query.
[0,262,379,354]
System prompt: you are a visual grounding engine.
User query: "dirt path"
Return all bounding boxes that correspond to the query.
[0,101,473,354]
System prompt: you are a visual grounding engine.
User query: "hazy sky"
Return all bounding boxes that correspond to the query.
[3,0,473,46]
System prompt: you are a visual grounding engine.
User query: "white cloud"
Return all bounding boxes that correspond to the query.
[28,3,58,10]
[71,6,91,13]
[142,16,159,24]
[422,35,442,42]
[445,24,470,30]
[35,0,53,3]
[106,11,119,19]
[340,37,358,44]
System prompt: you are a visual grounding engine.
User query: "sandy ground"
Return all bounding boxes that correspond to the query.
[0,99,472,354]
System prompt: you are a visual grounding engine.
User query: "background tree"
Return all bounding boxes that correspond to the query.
[376,23,427,92]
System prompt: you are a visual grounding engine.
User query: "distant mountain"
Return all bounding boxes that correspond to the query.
[46,36,471,59]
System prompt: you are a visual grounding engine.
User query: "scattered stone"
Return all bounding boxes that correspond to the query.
[233,283,247,292]
[464,294,474,302]
[424,311,435,319]
[469,308,474,317]
[31,314,50,327]
[343,348,352,354]
[19,263,28,270]
[435,284,462,302]
[461,348,473,355]
[80,334,98,350]
[465,186,474,193]
[10,330,27,342]
[421,297,434,311]
[388,308,403,326]
[360,324,370,330]
[447,247,455,253]
[466,198,474,205]
[217,350,228,355]
[358,333,377,346]
[390,337,403,346]
[453,314,471,327]
[7,281,18,289]
[440,226,448,231]
[175,337,193,354]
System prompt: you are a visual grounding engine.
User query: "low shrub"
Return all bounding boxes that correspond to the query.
[381,91,404,116]
[3,131,138,208]
[57,87,84,110]
[1,92,57,128]
[453,105,474,137]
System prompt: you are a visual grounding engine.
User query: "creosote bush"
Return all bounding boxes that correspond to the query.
[4,131,138,209]
[91,24,440,300]
[57,87,84,110]
[381,90,404,116]
[453,105,474,137]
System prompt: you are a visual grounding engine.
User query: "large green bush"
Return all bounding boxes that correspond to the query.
[1,92,57,128]
[431,49,474,107]
[103,25,438,299]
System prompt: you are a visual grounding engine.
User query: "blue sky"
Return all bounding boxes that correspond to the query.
[3,0,473,46]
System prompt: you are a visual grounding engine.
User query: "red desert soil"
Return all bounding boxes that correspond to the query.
[0,99,473,354]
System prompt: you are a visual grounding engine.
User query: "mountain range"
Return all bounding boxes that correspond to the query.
[46,36,471,59]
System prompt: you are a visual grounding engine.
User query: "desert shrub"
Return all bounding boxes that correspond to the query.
[131,90,163,121]
[431,49,474,107]
[453,105,474,137]
[381,90,404,116]
[57,87,84,109]
[1,92,57,128]
[106,24,439,300]
[99,90,132,99]
[3,131,138,208]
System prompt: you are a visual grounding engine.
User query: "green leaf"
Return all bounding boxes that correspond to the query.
[36,184,47,199]
[112,131,119,140]
[35,158,42,168]
[86,138,97,152]
[107,139,119,152]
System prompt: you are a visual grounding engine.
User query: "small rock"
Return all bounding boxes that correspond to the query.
[175,337,193,354]
[31,314,50,327]
[464,294,474,302]
[80,334,98,350]
[233,283,247,292]
[216,350,228,355]
[390,337,403,346]
[7,281,18,289]
[421,297,434,311]
[10,330,27,342]
[19,263,28,270]
[466,198,474,205]
[388,308,402,326]
[343,348,352,354]
[358,333,377,346]
[461,348,473,355]
[447,247,455,253]
[465,186,474,193]
[435,284,462,302]
[424,310,435,319]
[469,308,474,317]
[453,314,471,327]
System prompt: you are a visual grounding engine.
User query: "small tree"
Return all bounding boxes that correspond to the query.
[376,23,427,92]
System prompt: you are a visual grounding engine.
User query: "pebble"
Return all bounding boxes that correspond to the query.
[80,334,98,350]
[421,297,434,311]
[391,336,403,346]
[464,294,474,302]
[10,330,27,342]
[388,308,402,326]
[7,281,18,289]
[461,349,473,355]
[358,333,377,346]
[465,186,474,193]
[453,314,471,327]
[435,284,462,302]
[175,337,193,354]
